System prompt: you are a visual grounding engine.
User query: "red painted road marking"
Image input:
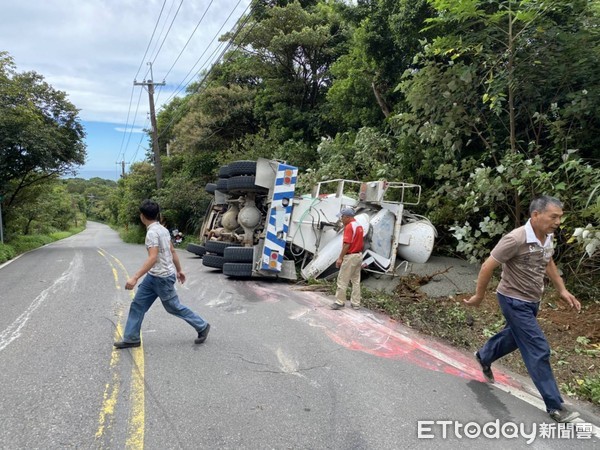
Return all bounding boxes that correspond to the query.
[247,282,519,387]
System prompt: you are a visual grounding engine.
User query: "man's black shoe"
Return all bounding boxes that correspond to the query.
[549,407,580,423]
[330,303,344,310]
[114,341,141,349]
[195,323,211,344]
[475,352,495,383]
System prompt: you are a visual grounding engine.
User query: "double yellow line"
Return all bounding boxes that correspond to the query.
[95,249,145,449]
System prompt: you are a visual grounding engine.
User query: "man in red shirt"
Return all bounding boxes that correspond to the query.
[331,207,364,310]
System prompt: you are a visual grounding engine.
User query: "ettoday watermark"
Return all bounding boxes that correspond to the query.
[417,420,594,444]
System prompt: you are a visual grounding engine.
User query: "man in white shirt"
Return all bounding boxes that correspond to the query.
[114,199,210,348]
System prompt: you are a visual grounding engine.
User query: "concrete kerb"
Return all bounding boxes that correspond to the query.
[363,255,480,298]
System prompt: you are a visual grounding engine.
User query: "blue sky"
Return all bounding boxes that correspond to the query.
[0,0,251,180]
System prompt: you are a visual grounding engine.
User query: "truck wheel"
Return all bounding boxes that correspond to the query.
[187,243,207,257]
[227,176,267,193]
[216,178,229,193]
[204,240,242,255]
[228,160,257,176]
[223,263,253,278]
[218,165,230,178]
[224,246,254,263]
[205,183,216,194]
[202,254,225,269]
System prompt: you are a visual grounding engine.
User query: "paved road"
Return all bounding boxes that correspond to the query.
[0,222,598,449]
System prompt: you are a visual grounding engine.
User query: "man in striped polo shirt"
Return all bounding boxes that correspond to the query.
[464,196,581,423]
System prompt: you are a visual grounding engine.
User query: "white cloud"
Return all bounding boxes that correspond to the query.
[0,0,251,124]
[114,127,146,134]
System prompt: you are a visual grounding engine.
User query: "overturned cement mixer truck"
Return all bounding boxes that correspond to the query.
[186,158,436,280]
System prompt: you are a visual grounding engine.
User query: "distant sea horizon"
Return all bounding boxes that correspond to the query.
[63,169,121,181]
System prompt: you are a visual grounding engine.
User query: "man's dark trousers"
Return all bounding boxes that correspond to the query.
[478,293,563,412]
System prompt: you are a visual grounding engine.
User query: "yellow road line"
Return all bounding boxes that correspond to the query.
[95,322,123,439]
[127,343,145,449]
[126,289,145,449]
[96,249,145,449]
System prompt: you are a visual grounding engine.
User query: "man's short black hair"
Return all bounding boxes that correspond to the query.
[140,199,160,220]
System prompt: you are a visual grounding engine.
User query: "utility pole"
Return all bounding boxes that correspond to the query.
[134,62,165,189]
[0,194,4,244]
[116,160,129,178]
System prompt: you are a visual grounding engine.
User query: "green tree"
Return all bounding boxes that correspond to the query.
[0,53,86,212]
[227,0,349,142]
[327,0,434,129]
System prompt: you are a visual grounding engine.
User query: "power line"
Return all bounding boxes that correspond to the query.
[121,0,255,174]
[155,1,256,141]
[163,0,216,81]
[117,0,168,164]
[134,0,168,81]
[159,0,246,107]
[129,119,150,165]
[146,0,179,67]
[135,62,165,189]
[115,86,136,162]
[150,0,185,66]
[120,86,146,163]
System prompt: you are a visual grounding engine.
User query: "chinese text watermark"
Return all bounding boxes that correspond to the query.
[417,420,594,444]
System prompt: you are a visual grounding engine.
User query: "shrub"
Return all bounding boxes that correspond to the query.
[119,224,146,244]
[10,235,54,254]
[445,152,600,301]
[0,243,16,264]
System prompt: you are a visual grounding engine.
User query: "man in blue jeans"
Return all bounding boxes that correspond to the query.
[464,196,581,423]
[114,199,210,349]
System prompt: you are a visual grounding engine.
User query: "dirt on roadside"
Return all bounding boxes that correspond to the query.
[361,273,600,409]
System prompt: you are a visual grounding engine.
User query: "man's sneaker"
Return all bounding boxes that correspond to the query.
[330,303,344,310]
[549,407,580,423]
[475,352,494,383]
[351,304,360,310]
[114,341,141,349]
[195,324,210,344]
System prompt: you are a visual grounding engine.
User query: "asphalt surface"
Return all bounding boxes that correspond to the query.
[0,222,598,449]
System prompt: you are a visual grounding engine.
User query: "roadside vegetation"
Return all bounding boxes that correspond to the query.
[0,176,116,264]
[363,283,600,407]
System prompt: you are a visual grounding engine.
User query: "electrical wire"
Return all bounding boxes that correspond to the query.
[120,84,146,164]
[129,117,151,164]
[122,0,255,170]
[117,0,167,164]
[158,0,246,107]
[163,0,216,81]
[155,0,255,141]
[134,0,168,81]
[150,0,186,67]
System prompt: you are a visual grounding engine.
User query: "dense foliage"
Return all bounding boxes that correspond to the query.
[96,1,600,300]
[0,51,88,244]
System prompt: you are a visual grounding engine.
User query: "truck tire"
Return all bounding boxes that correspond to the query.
[223,263,253,278]
[202,254,225,269]
[216,178,229,193]
[227,176,267,193]
[218,165,230,178]
[205,183,217,194]
[224,246,254,263]
[187,243,207,257]
[228,160,257,176]
[204,240,242,255]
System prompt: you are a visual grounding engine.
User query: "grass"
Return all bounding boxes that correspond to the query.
[0,226,85,264]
